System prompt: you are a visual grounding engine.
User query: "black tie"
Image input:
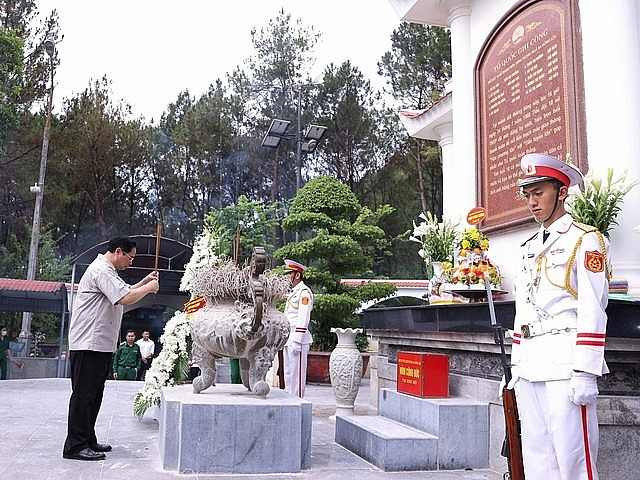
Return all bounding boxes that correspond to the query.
[543,230,550,243]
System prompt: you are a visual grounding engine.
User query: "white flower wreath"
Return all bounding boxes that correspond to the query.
[133,222,225,418]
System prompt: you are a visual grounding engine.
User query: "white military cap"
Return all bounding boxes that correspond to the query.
[284,259,307,273]
[517,152,583,187]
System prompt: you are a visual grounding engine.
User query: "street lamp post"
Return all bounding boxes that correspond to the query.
[19,38,56,355]
[261,88,327,195]
[296,87,303,193]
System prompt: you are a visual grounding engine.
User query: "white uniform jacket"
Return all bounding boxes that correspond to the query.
[512,213,609,381]
[285,281,314,346]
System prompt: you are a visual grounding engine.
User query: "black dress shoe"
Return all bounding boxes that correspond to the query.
[63,448,106,461]
[90,443,112,452]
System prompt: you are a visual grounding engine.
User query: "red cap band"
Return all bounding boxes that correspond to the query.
[285,265,304,273]
[523,165,570,187]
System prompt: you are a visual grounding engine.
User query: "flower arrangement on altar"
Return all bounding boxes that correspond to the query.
[441,227,501,289]
[443,257,501,288]
[567,167,639,240]
[410,211,459,277]
[457,227,489,256]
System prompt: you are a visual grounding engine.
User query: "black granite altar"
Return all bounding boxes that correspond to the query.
[361,299,640,338]
[362,299,640,396]
[361,300,514,333]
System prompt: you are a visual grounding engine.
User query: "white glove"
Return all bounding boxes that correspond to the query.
[290,342,302,355]
[507,366,520,390]
[498,367,520,400]
[498,375,506,400]
[569,371,599,405]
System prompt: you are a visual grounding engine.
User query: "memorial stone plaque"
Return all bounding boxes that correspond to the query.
[475,0,586,230]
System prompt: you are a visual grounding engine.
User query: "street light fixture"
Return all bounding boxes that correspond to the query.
[261,120,326,155]
[261,119,291,148]
[19,37,57,355]
[261,90,327,193]
[300,125,327,154]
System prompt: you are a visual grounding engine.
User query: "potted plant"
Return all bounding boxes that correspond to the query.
[567,167,639,239]
[275,176,397,382]
[409,211,459,278]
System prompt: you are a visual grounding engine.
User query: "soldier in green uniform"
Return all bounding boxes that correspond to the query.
[112,330,141,380]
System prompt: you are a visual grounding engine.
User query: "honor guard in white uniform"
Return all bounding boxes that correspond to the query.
[283,259,314,398]
[510,153,610,480]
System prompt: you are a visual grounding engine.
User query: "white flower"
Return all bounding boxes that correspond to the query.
[409,211,459,264]
[133,310,192,418]
[180,222,225,292]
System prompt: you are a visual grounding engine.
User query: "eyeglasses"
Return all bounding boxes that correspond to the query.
[121,250,135,263]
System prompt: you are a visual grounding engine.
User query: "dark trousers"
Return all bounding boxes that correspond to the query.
[115,366,136,380]
[137,359,152,381]
[63,350,112,455]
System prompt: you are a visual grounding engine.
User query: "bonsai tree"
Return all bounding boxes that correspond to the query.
[275,176,397,351]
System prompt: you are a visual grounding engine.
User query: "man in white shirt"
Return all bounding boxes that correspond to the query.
[135,329,155,381]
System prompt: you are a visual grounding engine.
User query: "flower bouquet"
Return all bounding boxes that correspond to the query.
[567,167,639,240]
[441,227,502,290]
[410,211,459,278]
[457,227,489,257]
[445,258,501,288]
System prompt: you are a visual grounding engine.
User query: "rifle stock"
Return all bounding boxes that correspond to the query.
[502,387,525,480]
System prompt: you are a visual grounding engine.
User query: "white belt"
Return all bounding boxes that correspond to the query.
[521,313,576,339]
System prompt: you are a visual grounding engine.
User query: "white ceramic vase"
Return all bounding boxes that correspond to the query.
[329,327,363,417]
[430,261,443,277]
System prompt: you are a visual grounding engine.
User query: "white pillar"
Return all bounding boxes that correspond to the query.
[433,122,457,219]
[446,1,476,221]
[581,0,640,296]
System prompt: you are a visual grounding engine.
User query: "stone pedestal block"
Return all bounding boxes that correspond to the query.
[336,415,438,471]
[379,388,489,469]
[336,388,489,471]
[159,384,312,474]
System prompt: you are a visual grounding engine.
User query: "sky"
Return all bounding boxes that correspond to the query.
[35,1,403,122]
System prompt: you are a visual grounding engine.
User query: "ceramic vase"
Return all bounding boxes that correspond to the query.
[329,327,364,417]
[430,261,443,277]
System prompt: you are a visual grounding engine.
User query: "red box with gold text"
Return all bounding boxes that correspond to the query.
[397,352,449,398]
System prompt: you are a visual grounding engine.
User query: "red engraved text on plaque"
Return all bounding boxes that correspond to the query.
[475,0,586,230]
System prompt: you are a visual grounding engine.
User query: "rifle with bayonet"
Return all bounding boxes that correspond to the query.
[466,207,524,480]
[476,252,525,480]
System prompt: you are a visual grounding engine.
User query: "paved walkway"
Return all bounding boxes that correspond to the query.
[0,378,503,480]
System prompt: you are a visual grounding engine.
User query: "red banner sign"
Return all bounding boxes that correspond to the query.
[467,207,487,225]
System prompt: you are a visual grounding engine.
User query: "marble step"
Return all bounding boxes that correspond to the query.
[378,389,490,470]
[335,414,438,471]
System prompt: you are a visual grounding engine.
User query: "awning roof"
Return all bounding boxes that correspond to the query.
[397,91,453,140]
[72,235,193,296]
[387,0,450,27]
[0,236,193,315]
[0,278,67,314]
